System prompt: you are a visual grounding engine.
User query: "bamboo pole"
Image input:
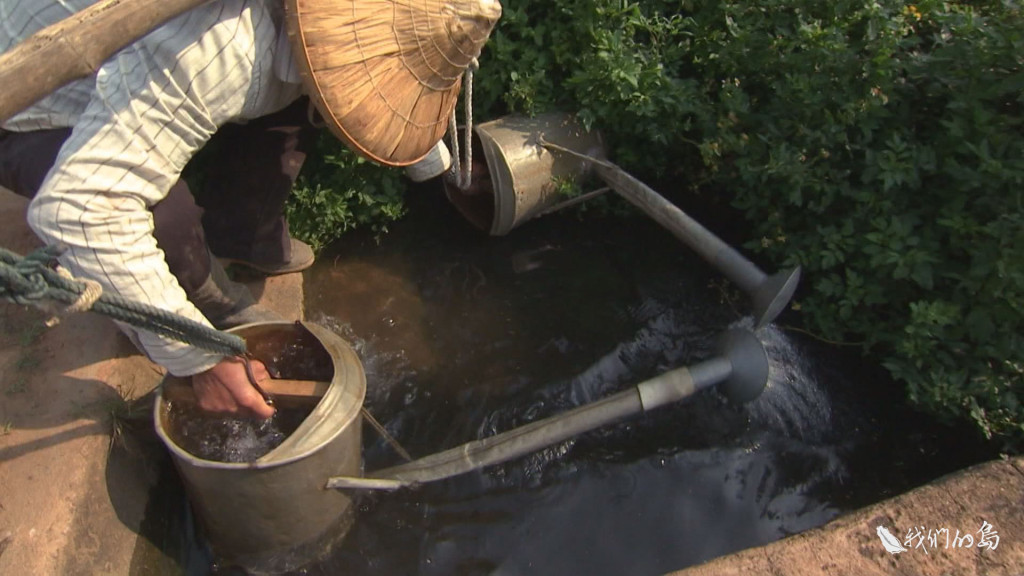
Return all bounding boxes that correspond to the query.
[0,0,213,124]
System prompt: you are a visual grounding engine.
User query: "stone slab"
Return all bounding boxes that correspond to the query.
[669,457,1024,576]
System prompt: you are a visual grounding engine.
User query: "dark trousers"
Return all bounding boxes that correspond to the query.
[0,97,316,295]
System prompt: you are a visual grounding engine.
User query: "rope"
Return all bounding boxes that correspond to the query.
[447,58,478,191]
[462,62,475,189]
[0,245,246,357]
[44,266,102,327]
[449,107,460,185]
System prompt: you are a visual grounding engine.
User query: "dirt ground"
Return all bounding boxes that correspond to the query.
[0,189,303,575]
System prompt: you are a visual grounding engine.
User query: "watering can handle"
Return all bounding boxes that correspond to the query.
[539,136,800,329]
[537,136,615,168]
[162,378,329,408]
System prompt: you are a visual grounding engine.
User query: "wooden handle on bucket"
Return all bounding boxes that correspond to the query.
[162,378,329,408]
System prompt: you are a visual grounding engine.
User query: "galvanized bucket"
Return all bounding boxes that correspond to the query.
[152,323,773,573]
[443,112,800,329]
[444,112,606,236]
[154,321,366,574]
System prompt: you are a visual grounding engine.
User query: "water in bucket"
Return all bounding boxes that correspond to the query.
[161,325,336,464]
[161,404,306,463]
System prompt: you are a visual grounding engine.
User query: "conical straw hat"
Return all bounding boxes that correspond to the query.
[286,0,502,166]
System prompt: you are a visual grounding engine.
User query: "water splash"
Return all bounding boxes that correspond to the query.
[741,321,833,444]
[310,312,415,407]
[311,312,433,465]
[437,296,731,490]
[165,404,289,463]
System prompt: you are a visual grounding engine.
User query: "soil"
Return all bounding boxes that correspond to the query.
[0,189,304,575]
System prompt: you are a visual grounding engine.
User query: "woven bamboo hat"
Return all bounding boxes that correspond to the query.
[285,0,502,166]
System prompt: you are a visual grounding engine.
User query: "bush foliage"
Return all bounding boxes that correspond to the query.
[283,0,1021,444]
[285,131,407,253]
[467,0,1023,443]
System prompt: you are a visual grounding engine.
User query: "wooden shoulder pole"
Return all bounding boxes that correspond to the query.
[0,0,212,124]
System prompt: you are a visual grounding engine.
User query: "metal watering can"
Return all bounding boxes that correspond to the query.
[155,320,770,573]
[155,322,364,573]
[443,113,801,330]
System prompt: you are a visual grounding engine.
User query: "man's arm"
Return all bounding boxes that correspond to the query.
[26,1,285,417]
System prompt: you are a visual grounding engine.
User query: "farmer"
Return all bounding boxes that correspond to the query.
[0,0,500,417]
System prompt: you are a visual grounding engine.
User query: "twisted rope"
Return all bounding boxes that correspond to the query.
[448,58,478,190]
[0,245,246,357]
[44,266,102,327]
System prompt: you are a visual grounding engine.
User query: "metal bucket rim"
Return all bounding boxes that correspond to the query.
[154,320,366,470]
[445,112,605,236]
[473,119,518,235]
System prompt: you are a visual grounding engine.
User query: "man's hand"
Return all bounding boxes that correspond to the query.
[191,357,276,419]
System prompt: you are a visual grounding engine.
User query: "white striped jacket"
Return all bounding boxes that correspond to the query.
[2,0,303,375]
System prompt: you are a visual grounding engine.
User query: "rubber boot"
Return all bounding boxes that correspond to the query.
[191,251,284,329]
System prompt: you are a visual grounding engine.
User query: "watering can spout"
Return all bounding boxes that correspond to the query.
[328,328,769,491]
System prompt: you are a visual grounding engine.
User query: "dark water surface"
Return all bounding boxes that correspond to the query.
[287,187,992,575]
[156,185,991,576]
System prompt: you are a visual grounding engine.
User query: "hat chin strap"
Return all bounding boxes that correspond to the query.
[447,58,479,191]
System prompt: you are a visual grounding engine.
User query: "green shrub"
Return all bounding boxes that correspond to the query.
[285,131,407,253]
[182,123,408,255]
[701,0,1023,443]
[471,0,1024,444]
